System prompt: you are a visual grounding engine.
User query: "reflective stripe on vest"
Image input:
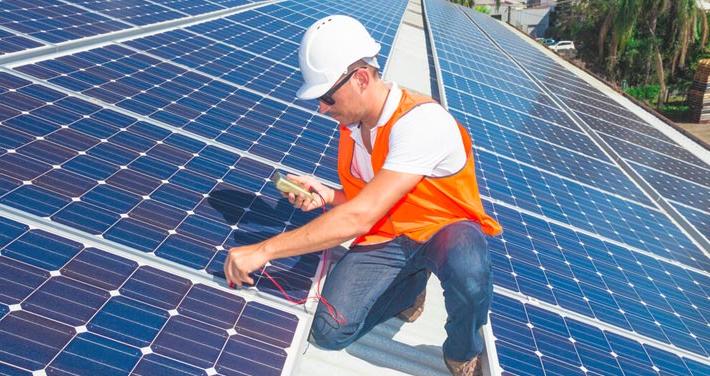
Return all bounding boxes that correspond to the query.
[337,89,502,245]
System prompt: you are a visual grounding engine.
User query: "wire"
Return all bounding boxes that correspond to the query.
[231,190,347,325]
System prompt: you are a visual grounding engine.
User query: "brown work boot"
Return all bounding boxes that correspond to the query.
[396,288,426,322]
[396,271,431,322]
[444,356,482,376]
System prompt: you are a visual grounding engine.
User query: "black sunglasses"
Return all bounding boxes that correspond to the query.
[318,68,364,106]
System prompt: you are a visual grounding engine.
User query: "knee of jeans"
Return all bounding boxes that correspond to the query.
[446,250,491,303]
[460,264,491,300]
[309,314,359,350]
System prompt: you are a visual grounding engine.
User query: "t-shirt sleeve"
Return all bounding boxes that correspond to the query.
[382,103,466,177]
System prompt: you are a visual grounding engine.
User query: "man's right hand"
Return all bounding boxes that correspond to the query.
[284,174,334,211]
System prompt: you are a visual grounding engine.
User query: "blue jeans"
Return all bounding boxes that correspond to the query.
[310,220,493,361]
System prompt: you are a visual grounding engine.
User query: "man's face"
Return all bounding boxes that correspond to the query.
[317,68,366,124]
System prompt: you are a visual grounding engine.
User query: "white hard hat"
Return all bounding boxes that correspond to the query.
[297,15,381,100]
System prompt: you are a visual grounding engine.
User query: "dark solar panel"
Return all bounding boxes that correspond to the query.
[0,214,300,375]
[0,75,320,301]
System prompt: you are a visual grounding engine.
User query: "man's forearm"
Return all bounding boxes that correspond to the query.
[258,203,366,261]
[331,189,347,206]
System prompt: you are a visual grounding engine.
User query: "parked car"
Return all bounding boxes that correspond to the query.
[549,40,575,52]
[534,38,556,46]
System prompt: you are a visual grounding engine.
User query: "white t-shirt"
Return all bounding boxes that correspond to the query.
[347,83,466,182]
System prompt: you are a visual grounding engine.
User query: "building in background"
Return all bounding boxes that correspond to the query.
[473,0,555,37]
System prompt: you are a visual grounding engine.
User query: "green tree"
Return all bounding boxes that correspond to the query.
[550,0,709,107]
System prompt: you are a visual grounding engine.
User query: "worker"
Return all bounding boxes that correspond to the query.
[224,15,502,376]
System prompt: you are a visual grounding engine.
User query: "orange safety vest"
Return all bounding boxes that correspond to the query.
[337,89,502,245]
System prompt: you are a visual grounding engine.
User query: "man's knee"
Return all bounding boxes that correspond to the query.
[309,313,360,350]
[435,222,492,303]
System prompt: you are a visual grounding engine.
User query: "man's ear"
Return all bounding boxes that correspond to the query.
[353,68,370,91]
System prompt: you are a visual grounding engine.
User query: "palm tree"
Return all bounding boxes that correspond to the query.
[591,0,706,106]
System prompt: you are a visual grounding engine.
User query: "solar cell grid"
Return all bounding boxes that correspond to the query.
[473,150,708,270]
[461,5,710,244]
[568,99,682,143]
[0,75,320,301]
[0,215,301,375]
[600,134,710,187]
[15,44,342,181]
[450,108,650,203]
[0,28,43,55]
[448,106,609,161]
[151,0,226,15]
[0,0,131,44]
[576,112,705,167]
[66,0,186,26]
[673,205,710,240]
[442,69,558,109]
[544,77,629,112]
[227,6,306,51]
[123,27,305,104]
[487,204,710,356]
[490,293,710,376]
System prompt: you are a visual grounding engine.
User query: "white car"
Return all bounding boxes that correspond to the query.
[549,40,575,52]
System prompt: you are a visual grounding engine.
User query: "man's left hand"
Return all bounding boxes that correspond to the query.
[224,245,269,288]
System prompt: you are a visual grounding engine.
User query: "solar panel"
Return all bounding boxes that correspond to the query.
[3,0,705,373]
[65,0,190,26]
[491,293,709,376]
[0,73,321,302]
[462,6,710,246]
[423,0,709,373]
[151,0,231,16]
[488,203,709,355]
[0,1,415,372]
[15,44,341,181]
[13,0,409,184]
[0,214,303,375]
[0,28,43,55]
[0,0,132,44]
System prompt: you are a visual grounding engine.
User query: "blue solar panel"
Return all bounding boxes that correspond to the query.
[65,0,187,26]
[0,215,300,375]
[0,0,132,44]
[0,75,320,301]
[424,0,709,373]
[474,150,706,269]
[16,44,342,182]
[451,109,650,203]
[123,28,306,105]
[491,293,709,376]
[673,204,710,240]
[0,28,43,55]
[152,0,231,15]
[488,204,709,355]
[461,5,710,244]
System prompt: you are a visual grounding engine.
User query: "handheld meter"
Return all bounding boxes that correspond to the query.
[271,172,315,201]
